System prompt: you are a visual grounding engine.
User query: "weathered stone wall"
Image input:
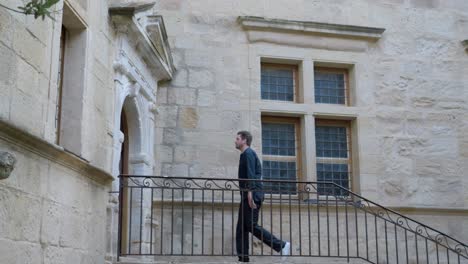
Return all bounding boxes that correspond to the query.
[0,0,116,172]
[0,139,110,263]
[0,0,117,263]
[152,0,468,246]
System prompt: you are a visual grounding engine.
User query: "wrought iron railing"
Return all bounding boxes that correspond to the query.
[117,175,468,263]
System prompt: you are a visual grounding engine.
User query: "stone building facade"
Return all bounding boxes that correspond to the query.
[0,0,467,263]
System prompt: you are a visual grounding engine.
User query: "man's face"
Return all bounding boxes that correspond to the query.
[235,134,246,150]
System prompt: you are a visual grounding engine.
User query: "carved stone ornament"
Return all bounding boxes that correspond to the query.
[0,151,17,180]
[463,40,468,52]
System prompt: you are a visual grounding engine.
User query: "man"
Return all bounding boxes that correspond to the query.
[235,131,290,262]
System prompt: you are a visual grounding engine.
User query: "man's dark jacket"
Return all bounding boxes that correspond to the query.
[238,147,264,204]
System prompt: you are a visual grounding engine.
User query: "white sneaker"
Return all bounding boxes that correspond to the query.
[281,241,290,258]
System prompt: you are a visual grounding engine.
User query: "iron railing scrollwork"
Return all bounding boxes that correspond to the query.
[117,175,468,263]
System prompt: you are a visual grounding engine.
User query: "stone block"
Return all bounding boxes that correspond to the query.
[44,245,65,264]
[188,69,214,88]
[168,87,197,106]
[156,105,178,128]
[162,163,189,177]
[7,151,47,196]
[375,110,406,136]
[16,57,41,95]
[189,163,226,178]
[0,41,16,85]
[174,35,203,49]
[174,145,196,163]
[171,49,185,69]
[12,24,45,72]
[24,15,51,46]
[220,111,241,133]
[172,68,188,87]
[0,239,42,264]
[415,38,458,58]
[197,89,216,107]
[157,86,168,105]
[40,200,63,246]
[179,107,198,129]
[197,109,220,130]
[185,50,215,68]
[46,166,84,208]
[163,128,179,145]
[409,0,438,8]
[0,187,42,242]
[157,0,183,11]
[9,88,44,138]
[0,83,10,120]
[0,9,14,47]
[156,144,173,163]
[59,208,85,249]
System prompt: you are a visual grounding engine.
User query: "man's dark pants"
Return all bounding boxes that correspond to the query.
[236,194,285,261]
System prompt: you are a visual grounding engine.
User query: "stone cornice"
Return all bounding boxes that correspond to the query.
[107,0,155,14]
[110,2,175,81]
[0,119,114,185]
[238,16,385,40]
[463,40,468,51]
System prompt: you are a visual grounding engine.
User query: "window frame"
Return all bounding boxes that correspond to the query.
[261,63,300,103]
[314,67,350,106]
[314,119,353,196]
[261,116,302,195]
[55,26,67,145]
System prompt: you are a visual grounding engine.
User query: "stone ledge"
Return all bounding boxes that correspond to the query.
[463,40,468,51]
[238,16,385,40]
[108,0,156,14]
[0,119,114,185]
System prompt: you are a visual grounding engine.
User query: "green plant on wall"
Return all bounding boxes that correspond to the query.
[0,0,60,20]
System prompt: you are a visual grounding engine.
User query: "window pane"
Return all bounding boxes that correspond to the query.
[314,71,346,105]
[262,123,296,156]
[316,163,349,196]
[262,160,296,194]
[261,67,295,101]
[315,126,348,158]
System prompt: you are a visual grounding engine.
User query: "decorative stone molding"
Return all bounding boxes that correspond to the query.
[238,16,385,51]
[110,2,175,82]
[463,40,468,52]
[239,16,385,40]
[0,151,16,180]
[0,120,113,184]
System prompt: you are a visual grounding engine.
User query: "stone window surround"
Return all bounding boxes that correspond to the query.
[253,55,361,193]
[463,40,468,52]
[241,16,377,194]
[57,0,88,157]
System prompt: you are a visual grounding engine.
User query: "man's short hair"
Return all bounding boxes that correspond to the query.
[237,131,253,146]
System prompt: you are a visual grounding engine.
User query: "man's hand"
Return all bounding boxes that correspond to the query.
[247,191,257,209]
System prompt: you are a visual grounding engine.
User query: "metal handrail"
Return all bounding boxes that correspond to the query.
[117,175,468,263]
